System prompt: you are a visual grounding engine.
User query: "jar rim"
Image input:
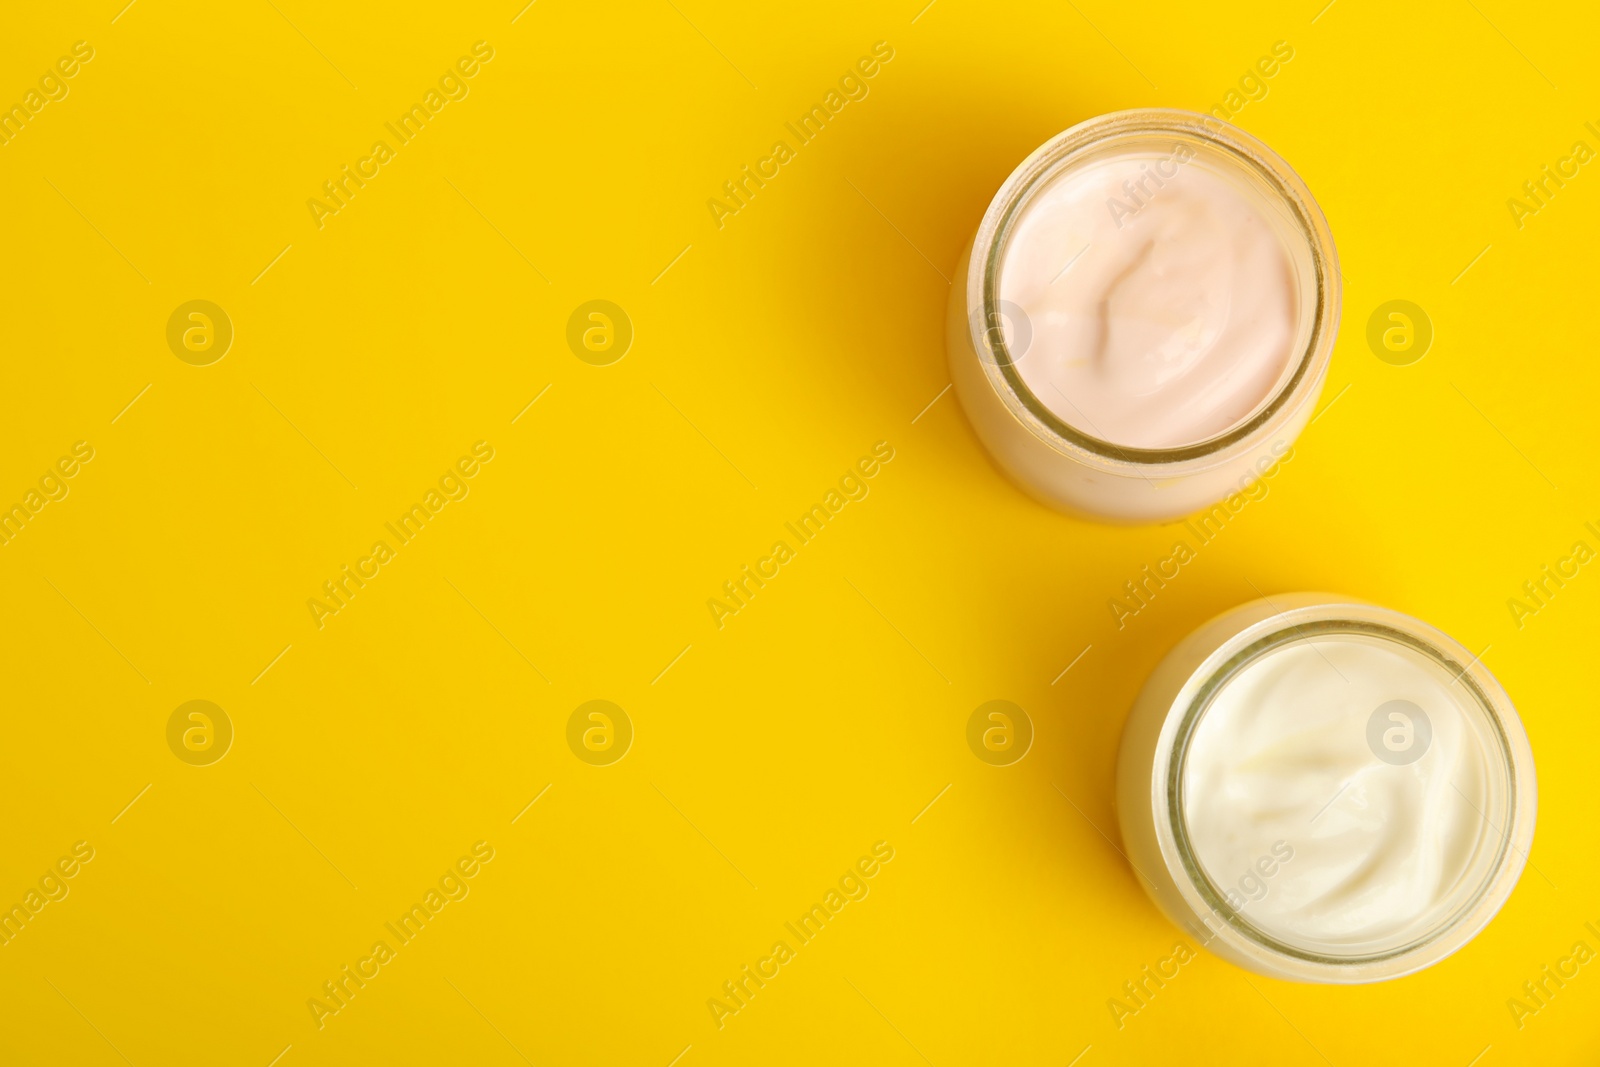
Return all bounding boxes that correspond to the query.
[1158,602,1535,978]
[969,108,1340,468]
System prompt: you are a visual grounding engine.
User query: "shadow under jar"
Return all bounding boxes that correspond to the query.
[946,109,1340,524]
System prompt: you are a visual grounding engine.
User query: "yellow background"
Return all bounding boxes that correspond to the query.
[2,0,1598,1063]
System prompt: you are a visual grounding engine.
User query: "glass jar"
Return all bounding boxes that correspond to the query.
[945,109,1340,524]
[1115,594,1537,982]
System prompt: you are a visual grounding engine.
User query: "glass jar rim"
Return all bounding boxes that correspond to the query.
[969,108,1340,468]
[1161,606,1532,975]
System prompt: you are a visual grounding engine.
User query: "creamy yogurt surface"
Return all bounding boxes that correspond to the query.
[998,145,1298,450]
[1182,633,1496,954]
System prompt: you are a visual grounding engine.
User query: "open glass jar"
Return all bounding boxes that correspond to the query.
[1115,594,1537,982]
[946,109,1340,523]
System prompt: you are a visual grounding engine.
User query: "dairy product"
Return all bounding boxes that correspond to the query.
[1183,634,1494,955]
[999,147,1298,450]
[945,110,1340,523]
[1115,595,1537,982]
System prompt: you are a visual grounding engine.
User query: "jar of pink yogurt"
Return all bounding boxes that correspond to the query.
[946,109,1340,524]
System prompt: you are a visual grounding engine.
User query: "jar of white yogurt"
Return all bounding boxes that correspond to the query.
[946,109,1340,523]
[1115,594,1538,982]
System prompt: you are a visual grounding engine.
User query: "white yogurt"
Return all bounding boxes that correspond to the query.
[1115,596,1537,982]
[1183,634,1493,955]
[999,149,1298,449]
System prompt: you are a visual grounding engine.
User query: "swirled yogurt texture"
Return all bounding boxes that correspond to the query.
[999,146,1298,449]
[1183,635,1495,954]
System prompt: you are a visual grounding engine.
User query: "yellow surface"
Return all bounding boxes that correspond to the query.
[2,1,1597,1064]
